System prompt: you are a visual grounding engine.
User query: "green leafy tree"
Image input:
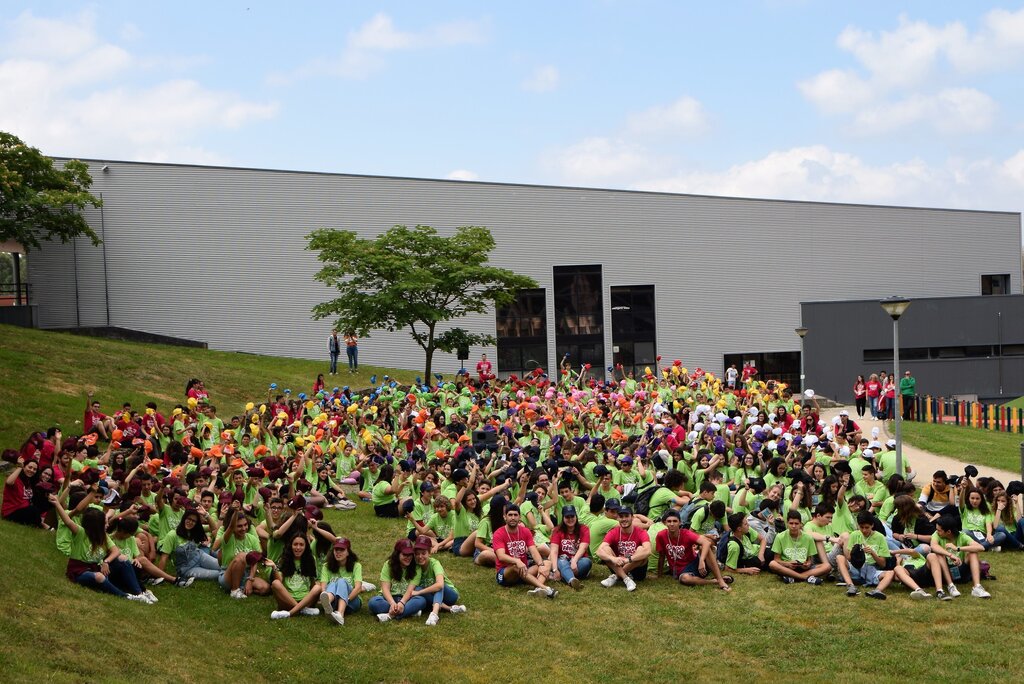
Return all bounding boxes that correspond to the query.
[307,224,537,379]
[0,131,102,251]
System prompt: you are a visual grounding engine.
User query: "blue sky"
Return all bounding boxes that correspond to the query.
[3,1,1024,211]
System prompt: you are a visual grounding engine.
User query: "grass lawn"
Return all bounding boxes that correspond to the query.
[900,421,1024,476]
[2,326,1024,682]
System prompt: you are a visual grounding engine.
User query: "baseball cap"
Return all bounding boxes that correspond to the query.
[605,498,621,512]
[561,505,577,519]
[413,535,432,551]
[332,538,351,550]
[617,506,634,516]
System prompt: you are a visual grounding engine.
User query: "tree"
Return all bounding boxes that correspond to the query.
[307,224,538,379]
[0,131,102,251]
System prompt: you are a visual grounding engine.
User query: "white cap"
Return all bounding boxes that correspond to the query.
[709,422,721,432]
[870,440,881,449]
[839,446,851,457]
[715,412,728,423]
[746,416,758,425]
[748,406,760,416]
[772,427,783,436]
[886,439,896,448]
[871,427,880,438]
[863,448,874,458]
[839,409,849,416]
[694,422,705,432]
[805,435,819,446]
[804,389,814,398]
[767,440,778,451]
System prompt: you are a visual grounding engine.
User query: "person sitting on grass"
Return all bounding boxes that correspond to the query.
[597,505,652,592]
[834,511,895,599]
[50,494,152,604]
[215,508,268,599]
[492,503,558,599]
[768,510,831,585]
[407,535,467,626]
[270,534,322,619]
[927,515,991,600]
[109,515,193,595]
[156,506,222,582]
[369,538,430,622]
[655,508,732,591]
[317,537,363,626]
[547,505,592,590]
[723,512,768,576]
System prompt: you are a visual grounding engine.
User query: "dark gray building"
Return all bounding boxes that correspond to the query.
[801,294,1024,403]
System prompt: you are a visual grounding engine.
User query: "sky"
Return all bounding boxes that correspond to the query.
[3,1,1024,213]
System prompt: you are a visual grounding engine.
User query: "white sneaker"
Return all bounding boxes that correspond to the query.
[623,576,637,592]
[126,593,150,604]
[270,610,290,620]
[143,589,159,603]
[360,582,377,593]
[230,588,247,600]
[300,607,320,617]
[527,587,545,595]
[376,613,392,623]
[319,592,333,618]
[449,604,468,614]
[948,583,961,598]
[425,612,439,626]
[909,588,931,599]
[601,574,619,588]
[330,610,345,625]
[971,584,991,599]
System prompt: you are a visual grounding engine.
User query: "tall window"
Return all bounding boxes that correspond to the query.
[554,265,604,375]
[611,285,656,378]
[496,288,547,377]
[982,274,1009,295]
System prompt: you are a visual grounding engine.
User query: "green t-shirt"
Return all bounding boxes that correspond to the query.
[854,479,887,505]
[407,497,435,534]
[379,561,415,597]
[427,511,455,540]
[646,487,679,521]
[219,530,261,568]
[930,531,975,562]
[726,528,761,569]
[319,560,363,586]
[770,531,816,564]
[847,530,891,566]
[158,531,188,556]
[832,501,856,534]
[961,508,993,534]
[731,489,761,516]
[452,507,480,538]
[414,556,456,591]
[689,507,723,536]
[70,528,112,564]
[588,515,619,558]
[646,522,666,572]
[520,501,549,544]
[282,571,314,600]
[112,534,140,559]
[371,480,395,507]
[476,517,494,546]
[803,519,836,553]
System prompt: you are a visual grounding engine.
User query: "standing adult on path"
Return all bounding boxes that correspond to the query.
[900,371,917,421]
[865,374,882,419]
[853,375,867,418]
[328,330,341,376]
[344,331,359,373]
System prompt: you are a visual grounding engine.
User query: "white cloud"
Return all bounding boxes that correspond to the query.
[625,96,709,138]
[269,13,488,83]
[800,8,1024,135]
[546,136,663,185]
[0,10,278,162]
[446,169,478,181]
[521,65,559,92]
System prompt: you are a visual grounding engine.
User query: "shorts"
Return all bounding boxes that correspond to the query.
[906,565,931,586]
[452,537,467,555]
[674,558,703,579]
[496,567,521,586]
[849,563,886,586]
[217,566,250,590]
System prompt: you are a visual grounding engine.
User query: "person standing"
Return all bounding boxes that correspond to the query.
[853,375,866,418]
[328,330,341,376]
[726,364,738,390]
[344,331,359,373]
[882,374,897,420]
[900,370,917,421]
[476,353,494,383]
[865,374,881,419]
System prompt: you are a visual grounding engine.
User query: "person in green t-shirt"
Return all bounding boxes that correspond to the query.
[424,496,457,553]
[406,535,466,626]
[269,535,323,620]
[724,513,767,574]
[110,515,191,591]
[214,509,268,598]
[768,510,830,585]
[317,538,363,625]
[835,511,894,599]
[369,538,430,621]
[926,514,991,599]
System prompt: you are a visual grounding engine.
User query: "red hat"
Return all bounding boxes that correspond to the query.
[413,535,432,551]
[332,538,351,550]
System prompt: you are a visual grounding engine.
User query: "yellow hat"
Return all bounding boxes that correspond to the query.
[245,402,255,412]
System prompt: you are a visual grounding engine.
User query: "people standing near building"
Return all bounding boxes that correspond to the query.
[726,364,739,390]
[328,330,341,375]
[865,374,882,419]
[344,331,359,373]
[476,353,494,383]
[900,370,917,421]
[853,375,866,418]
[882,374,897,420]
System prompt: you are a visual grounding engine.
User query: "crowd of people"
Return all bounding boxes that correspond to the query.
[3,357,1021,627]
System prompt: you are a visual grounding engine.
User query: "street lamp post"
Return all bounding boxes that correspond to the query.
[795,326,808,394]
[880,297,911,479]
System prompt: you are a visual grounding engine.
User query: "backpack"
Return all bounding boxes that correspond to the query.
[630,480,660,517]
[716,531,738,566]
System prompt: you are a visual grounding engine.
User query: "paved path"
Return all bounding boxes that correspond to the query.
[819,406,1021,485]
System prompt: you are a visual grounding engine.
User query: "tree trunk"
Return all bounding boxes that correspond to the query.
[423,323,436,383]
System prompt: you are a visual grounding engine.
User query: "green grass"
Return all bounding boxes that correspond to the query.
[1002,395,1024,410]
[900,421,1024,475]
[0,324,419,450]
[2,325,1024,682]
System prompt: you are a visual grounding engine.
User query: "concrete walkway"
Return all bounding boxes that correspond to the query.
[819,406,1021,485]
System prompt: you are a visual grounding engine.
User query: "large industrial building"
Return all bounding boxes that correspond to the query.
[13,160,1022,391]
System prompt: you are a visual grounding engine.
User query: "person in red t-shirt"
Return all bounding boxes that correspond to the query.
[83,392,115,440]
[655,509,732,590]
[546,506,592,590]
[865,373,882,419]
[597,506,651,591]
[491,504,558,598]
[476,354,494,383]
[3,456,41,526]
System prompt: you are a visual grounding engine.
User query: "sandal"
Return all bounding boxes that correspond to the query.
[723,575,734,585]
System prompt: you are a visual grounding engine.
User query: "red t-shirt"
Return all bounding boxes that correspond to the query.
[656,527,701,575]
[476,360,493,380]
[84,409,106,429]
[549,525,592,559]
[2,478,32,517]
[602,525,650,559]
[865,381,881,398]
[492,524,535,570]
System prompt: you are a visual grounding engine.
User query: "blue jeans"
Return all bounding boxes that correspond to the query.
[869,397,878,418]
[176,543,222,581]
[346,346,358,370]
[556,556,592,583]
[415,584,459,607]
[966,528,1007,550]
[329,352,339,374]
[324,578,363,613]
[75,559,142,597]
[368,594,427,619]
[994,525,1023,550]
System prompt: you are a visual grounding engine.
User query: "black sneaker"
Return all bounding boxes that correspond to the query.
[781,576,796,584]
[807,576,823,586]
[846,585,860,597]
[866,590,887,600]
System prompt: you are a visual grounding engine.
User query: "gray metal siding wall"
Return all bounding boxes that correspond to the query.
[801,295,1024,401]
[27,161,1023,378]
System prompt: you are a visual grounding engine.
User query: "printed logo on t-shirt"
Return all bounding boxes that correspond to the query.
[505,539,528,560]
[559,539,578,557]
[783,544,808,563]
[616,540,638,557]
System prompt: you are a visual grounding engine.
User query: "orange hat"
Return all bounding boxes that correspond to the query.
[231,458,245,469]
[189,446,204,458]
[83,434,98,446]
[458,434,471,443]
[253,445,268,457]
[111,429,124,442]
[143,441,154,454]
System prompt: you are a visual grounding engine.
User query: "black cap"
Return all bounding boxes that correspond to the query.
[605,498,621,511]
